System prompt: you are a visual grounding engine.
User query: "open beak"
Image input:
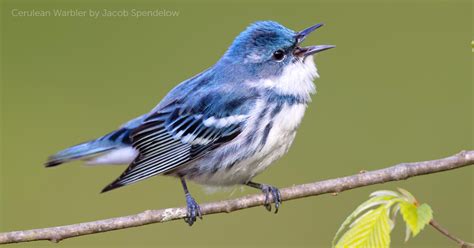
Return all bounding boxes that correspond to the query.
[294,23,335,58]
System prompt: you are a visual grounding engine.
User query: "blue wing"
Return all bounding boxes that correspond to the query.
[101,90,256,192]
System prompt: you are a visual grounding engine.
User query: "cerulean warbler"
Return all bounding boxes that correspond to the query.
[46,21,334,225]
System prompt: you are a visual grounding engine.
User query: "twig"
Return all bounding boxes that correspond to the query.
[0,150,472,245]
[430,220,474,248]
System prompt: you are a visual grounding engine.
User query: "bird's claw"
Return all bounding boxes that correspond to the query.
[184,194,202,226]
[261,185,282,214]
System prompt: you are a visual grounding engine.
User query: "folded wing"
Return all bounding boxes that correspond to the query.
[101,104,246,192]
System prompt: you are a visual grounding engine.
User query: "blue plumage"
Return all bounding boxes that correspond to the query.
[46,21,334,225]
[45,129,130,167]
[46,115,146,167]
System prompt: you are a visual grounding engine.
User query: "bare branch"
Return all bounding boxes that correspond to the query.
[0,150,472,245]
[430,220,474,248]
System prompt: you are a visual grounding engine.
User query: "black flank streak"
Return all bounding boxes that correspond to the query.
[260,121,273,150]
[244,107,269,146]
[270,103,283,118]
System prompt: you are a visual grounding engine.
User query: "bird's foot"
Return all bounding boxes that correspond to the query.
[260,184,282,213]
[184,194,202,226]
[246,181,282,213]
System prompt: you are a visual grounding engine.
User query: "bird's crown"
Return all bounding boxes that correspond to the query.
[225,21,296,62]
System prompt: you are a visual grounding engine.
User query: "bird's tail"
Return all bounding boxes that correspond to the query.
[45,128,132,167]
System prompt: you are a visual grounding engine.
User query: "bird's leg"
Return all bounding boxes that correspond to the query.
[180,177,202,226]
[246,181,282,213]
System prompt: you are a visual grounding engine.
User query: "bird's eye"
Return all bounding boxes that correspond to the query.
[272,50,285,62]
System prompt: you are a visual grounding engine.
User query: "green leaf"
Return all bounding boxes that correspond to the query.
[400,202,418,240]
[397,188,416,204]
[332,193,398,246]
[333,189,433,247]
[399,202,433,240]
[416,204,433,233]
[335,206,391,248]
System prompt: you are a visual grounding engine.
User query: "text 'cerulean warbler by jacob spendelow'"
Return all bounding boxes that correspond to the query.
[46,21,334,226]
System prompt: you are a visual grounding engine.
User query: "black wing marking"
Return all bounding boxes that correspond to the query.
[101,110,244,192]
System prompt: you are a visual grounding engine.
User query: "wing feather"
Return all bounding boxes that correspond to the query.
[101,109,245,192]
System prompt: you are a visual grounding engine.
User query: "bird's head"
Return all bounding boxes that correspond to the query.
[225,21,333,70]
[222,21,334,98]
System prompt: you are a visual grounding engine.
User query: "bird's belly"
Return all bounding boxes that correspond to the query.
[188,103,306,186]
[226,128,297,183]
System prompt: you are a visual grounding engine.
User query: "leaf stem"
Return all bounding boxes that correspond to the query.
[429,219,474,248]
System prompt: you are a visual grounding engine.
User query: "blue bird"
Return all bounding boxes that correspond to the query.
[46,21,334,225]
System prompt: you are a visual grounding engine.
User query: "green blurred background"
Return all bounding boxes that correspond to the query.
[1,0,472,247]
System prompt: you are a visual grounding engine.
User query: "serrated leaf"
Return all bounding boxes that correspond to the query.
[416,204,433,233]
[399,202,433,240]
[333,189,433,247]
[335,206,391,248]
[332,196,397,246]
[400,202,418,238]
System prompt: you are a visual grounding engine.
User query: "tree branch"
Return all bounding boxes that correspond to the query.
[0,150,473,245]
[430,220,474,248]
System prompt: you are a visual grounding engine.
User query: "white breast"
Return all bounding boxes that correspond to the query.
[245,103,307,176]
[195,103,308,186]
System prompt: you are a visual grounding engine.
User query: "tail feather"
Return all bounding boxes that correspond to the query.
[45,128,132,167]
[45,142,116,167]
[101,180,125,193]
